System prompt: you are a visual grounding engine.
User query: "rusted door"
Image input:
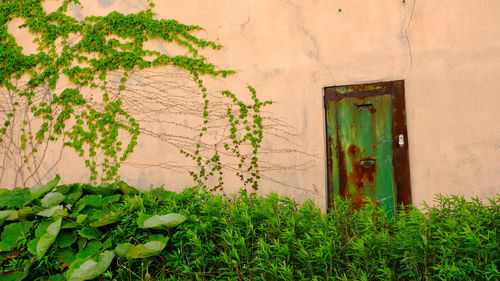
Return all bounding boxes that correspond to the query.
[324,81,411,215]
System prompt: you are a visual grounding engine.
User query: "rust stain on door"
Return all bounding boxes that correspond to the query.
[324,81,412,215]
[347,144,376,188]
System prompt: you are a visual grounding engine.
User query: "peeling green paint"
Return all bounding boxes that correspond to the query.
[326,94,396,216]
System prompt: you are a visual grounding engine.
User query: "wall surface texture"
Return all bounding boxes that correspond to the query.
[2,0,499,208]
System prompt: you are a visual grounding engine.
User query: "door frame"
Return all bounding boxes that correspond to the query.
[323,80,411,209]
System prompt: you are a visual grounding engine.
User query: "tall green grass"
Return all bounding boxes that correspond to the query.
[159,190,498,281]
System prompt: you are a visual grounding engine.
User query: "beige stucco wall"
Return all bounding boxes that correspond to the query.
[2,0,499,208]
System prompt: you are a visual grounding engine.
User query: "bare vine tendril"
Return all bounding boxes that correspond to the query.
[0,0,271,190]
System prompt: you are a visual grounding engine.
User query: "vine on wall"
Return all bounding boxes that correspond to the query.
[0,0,270,190]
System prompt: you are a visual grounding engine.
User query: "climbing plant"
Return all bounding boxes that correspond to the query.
[0,0,270,190]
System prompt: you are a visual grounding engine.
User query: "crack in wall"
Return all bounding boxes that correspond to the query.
[405,0,417,79]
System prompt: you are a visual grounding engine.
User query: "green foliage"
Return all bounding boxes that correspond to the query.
[1,178,498,280]
[137,213,186,229]
[30,175,61,198]
[114,235,168,259]
[0,176,186,280]
[0,221,33,252]
[0,0,269,190]
[28,217,62,257]
[65,250,115,281]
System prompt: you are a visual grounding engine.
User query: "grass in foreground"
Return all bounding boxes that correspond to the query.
[0,177,498,280]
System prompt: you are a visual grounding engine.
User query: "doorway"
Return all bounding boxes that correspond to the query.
[324,80,411,215]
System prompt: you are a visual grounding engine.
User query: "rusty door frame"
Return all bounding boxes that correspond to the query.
[323,80,412,208]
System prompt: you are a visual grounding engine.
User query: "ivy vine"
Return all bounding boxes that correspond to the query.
[0,0,270,190]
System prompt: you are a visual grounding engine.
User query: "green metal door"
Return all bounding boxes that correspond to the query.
[324,81,411,215]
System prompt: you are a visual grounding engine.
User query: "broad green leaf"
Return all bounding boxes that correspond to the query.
[65,250,115,281]
[28,218,62,256]
[75,195,101,212]
[41,192,65,208]
[76,214,88,224]
[0,221,33,252]
[81,195,102,207]
[137,213,186,229]
[101,194,121,204]
[0,188,33,209]
[0,271,28,281]
[67,214,87,225]
[88,211,121,227]
[36,217,62,256]
[82,183,117,196]
[52,248,76,270]
[76,237,87,251]
[56,230,78,248]
[114,236,168,259]
[30,175,61,198]
[79,227,102,240]
[0,210,10,226]
[117,180,139,195]
[101,237,113,251]
[57,184,83,204]
[0,210,18,225]
[55,184,74,195]
[28,238,38,255]
[65,191,83,205]
[17,206,34,220]
[37,205,68,217]
[0,208,33,223]
[61,220,78,229]
[48,273,65,281]
[76,240,102,259]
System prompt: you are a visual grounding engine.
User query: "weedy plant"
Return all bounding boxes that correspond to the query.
[0,178,498,280]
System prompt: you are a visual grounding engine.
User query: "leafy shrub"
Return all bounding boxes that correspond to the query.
[0,176,186,281]
[0,178,498,280]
